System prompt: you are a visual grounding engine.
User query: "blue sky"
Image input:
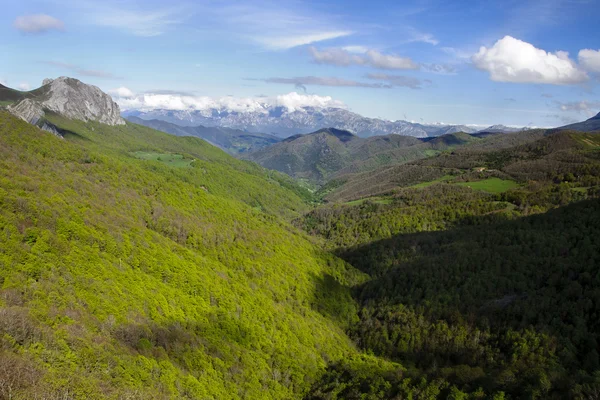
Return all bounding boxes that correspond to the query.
[2,0,600,127]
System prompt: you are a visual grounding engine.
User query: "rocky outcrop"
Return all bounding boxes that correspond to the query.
[8,77,125,126]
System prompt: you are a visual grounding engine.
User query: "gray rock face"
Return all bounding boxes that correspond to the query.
[8,99,45,125]
[8,77,125,126]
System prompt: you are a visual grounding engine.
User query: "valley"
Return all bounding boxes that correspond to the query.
[1,77,600,399]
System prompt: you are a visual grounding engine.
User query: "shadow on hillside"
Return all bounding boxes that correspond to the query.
[334,199,600,327]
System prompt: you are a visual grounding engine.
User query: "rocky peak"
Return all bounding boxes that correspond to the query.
[8,76,125,127]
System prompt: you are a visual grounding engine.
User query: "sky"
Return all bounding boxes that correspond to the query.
[1,0,600,127]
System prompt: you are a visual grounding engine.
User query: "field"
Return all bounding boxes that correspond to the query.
[131,151,194,167]
[455,177,520,193]
[409,174,455,189]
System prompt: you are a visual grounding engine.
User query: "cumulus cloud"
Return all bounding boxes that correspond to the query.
[365,73,422,89]
[579,49,600,73]
[109,87,135,98]
[309,47,419,70]
[263,76,391,88]
[18,83,31,91]
[114,91,346,112]
[13,14,64,34]
[472,36,588,85]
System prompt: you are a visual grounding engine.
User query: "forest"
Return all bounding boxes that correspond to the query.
[1,109,600,399]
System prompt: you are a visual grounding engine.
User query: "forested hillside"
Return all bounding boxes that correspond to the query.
[297,129,600,398]
[0,111,367,399]
[2,102,600,399]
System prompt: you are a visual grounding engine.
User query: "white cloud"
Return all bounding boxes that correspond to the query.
[579,49,600,73]
[472,36,588,85]
[366,49,419,70]
[0,79,7,86]
[309,47,419,70]
[254,31,352,50]
[13,14,64,34]
[109,87,135,98]
[114,91,346,112]
[18,83,31,91]
[274,92,345,112]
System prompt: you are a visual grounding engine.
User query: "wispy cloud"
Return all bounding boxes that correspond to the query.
[43,61,121,79]
[262,76,392,89]
[13,14,64,34]
[198,1,353,50]
[422,63,457,75]
[68,0,185,37]
[402,27,439,45]
[365,73,423,89]
[254,31,352,51]
[309,47,419,70]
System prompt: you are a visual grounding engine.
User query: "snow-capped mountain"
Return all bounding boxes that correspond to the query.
[123,106,488,139]
[118,92,526,138]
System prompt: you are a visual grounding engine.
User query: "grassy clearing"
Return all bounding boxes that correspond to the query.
[455,177,520,193]
[409,175,455,189]
[345,196,393,206]
[131,151,194,167]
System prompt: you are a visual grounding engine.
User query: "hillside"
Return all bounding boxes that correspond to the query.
[126,116,280,155]
[242,130,483,183]
[324,129,570,202]
[242,128,364,182]
[554,112,600,133]
[297,130,600,398]
[0,111,371,399]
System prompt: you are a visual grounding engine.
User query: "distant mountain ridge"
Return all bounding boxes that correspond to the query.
[125,107,522,139]
[126,116,280,154]
[554,112,600,133]
[241,128,481,182]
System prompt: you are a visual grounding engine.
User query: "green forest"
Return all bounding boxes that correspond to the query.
[1,110,600,399]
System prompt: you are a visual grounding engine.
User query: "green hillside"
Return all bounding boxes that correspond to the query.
[0,111,367,399]
[326,130,599,202]
[296,129,600,398]
[126,116,281,155]
[3,104,600,399]
[242,128,481,184]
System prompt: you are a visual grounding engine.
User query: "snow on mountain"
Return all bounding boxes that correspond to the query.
[117,91,522,138]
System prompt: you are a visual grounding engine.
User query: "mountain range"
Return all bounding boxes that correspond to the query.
[241,128,481,182]
[124,106,523,139]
